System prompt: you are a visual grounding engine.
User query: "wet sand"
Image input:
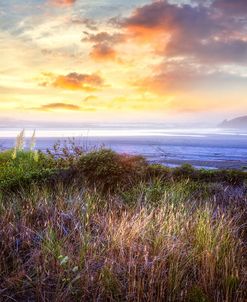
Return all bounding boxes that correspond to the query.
[157,158,247,170]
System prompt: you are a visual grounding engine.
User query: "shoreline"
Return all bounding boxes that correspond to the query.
[156,158,247,170]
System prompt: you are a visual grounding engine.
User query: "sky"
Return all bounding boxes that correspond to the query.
[0,0,247,126]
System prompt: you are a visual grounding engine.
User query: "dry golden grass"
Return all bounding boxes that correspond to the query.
[0,182,246,302]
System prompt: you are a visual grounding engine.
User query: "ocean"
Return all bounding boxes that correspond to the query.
[0,127,247,169]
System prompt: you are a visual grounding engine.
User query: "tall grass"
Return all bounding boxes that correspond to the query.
[0,142,246,301]
[0,181,246,301]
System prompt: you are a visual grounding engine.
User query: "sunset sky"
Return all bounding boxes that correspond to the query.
[0,0,247,126]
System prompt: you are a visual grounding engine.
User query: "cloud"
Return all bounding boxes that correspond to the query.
[72,18,98,30]
[36,102,97,112]
[39,102,80,111]
[120,0,247,64]
[90,43,117,61]
[213,0,247,15]
[122,1,215,37]
[83,32,125,44]
[165,37,247,64]
[50,0,76,6]
[134,60,247,94]
[82,31,125,61]
[41,72,104,91]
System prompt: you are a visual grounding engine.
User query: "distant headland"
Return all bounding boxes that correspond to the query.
[219,115,247,129]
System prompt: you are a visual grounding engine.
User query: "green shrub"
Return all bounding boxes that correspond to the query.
[77,149,147,191]
[173,163,196,179]
[145,162,247,185]
[0,150,14,164]
[0,150,58,192]
[145,163,171,180]
[195,169,247,184]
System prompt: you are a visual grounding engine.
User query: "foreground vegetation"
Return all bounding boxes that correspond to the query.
[0,140,246,301]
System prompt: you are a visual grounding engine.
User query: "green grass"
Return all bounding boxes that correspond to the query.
[0,150,58,192]
[0,147,246,301]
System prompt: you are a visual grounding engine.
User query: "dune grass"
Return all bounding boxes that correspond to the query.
[0,183,246,301]
[0,142,246,301]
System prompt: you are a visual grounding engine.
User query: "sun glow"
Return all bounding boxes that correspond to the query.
[0,0,247,124]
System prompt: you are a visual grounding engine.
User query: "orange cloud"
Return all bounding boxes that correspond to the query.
[121,2,175,43]
[90,43,117,61]
[82,32,125,61]
[42,72,104,91]
[83,32,125,44]
[125,25,168,44]
[39,103,80,111]
[51,0,76,6]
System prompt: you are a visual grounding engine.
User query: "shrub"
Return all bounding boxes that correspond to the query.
[173,163,196,179]
[77,149,147,191]
[145,163,171,180]
[0,150,58,192]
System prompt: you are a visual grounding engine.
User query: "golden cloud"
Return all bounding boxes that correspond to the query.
[41,72,104,91]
